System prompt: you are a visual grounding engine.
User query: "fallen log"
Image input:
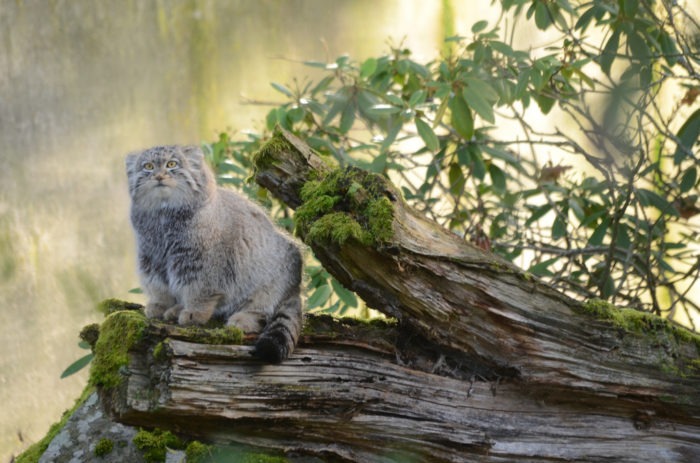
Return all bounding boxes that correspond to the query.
[98,311,699,462]
[94,128,700,462]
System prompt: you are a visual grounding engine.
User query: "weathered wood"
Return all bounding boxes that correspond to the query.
[106,317,699,462]
[254,128,700,411]
[98,128,700,461]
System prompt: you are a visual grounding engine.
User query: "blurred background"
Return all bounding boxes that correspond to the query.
[0,0,487,459]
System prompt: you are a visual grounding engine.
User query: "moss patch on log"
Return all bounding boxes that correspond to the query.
[581,299,700,347]
[164,324,244,345]
[252,129,298,171]
[580,298,700,377]
[90,310,148,389]
[97,298,144,315]
[295,166,395,246]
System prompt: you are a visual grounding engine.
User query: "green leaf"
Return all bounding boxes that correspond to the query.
[462,86,495,123]
[360,57,378,78]
[528,258,559,276]
[552,214,567,240]
[673,109,700,164]
[464,77,499,102]
[369,152,388,173]
[415,117,440,152]
[526,204,552,226]
[307,284,332,309]
[380,122,402,153]
[588,217,610,246]
[622,0,639,17]
[271,82,293,98]
[471,20,489,33]
[534,93,556,115]
[489,41,514,57]
[600,28,621,75]
[330,278,358,308]
[470,147,486,180]
[408,89,427,107]
[339,103,356,134]
[569,198,586,221]
[128,287,143,294]
[310,75,335,96]
[575,6,598,32]
[60,353,94,379]
[534,1,552,30]
[680,167,697,193]
[637,188,679,216]
[514,68,531,100]
[303,60,330,69]
[367,104,402,115]
[489,164,506,193]
[449,163,466,195]
[287,106,305,123]
[658,30,680,66]
[628,31,650,63]
[384,93,405,107]
[449,95,474,140]
[275,107,290,130]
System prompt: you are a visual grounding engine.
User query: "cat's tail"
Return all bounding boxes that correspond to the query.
[253,288,303,363]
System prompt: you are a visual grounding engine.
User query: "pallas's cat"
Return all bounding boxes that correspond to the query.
[126,145,302,362]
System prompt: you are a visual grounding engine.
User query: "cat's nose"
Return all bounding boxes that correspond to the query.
[154,172,167,181]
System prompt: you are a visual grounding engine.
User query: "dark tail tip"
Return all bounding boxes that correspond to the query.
[252,331,290,363]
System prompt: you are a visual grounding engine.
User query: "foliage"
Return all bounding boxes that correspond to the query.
[206,0,700,328]
[133,428,184,463]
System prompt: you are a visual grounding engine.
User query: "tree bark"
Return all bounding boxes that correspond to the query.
[101,128,700,462]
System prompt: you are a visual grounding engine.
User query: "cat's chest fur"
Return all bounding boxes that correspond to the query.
[132,206,204,284]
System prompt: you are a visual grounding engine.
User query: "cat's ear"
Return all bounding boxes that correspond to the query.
[181,145,204,165]
[125,151,140,175]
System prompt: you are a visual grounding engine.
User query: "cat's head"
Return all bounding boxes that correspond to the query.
[126,145,216,209]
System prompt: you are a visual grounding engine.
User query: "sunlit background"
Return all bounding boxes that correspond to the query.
[0,1,483,459]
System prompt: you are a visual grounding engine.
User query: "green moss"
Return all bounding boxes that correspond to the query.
[581,299,700,347]
[14,387,94,463]
[133,428,184,463]
[365,196,394,243]
[94,438,114,457]
[253,129,297,171]
[90,310,148,389]
[152,340,167,361]
[79,323,100,348]
[170,325,244,345]
[295,166,395,247]
[306,212,366,245]
[97,298,144,315]
[579,298,700,377]
[185,441,211,463]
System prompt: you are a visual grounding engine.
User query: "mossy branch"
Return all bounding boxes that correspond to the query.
[251,127,700,410]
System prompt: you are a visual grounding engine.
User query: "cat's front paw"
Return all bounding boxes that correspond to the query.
[163,304,184,321]
[144,303,168,319]
[227,312,267,334]
[178,308,210,326]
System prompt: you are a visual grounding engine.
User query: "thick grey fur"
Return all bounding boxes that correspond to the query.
[126,145,303,362]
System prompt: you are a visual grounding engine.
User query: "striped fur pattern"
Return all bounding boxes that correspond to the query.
[126,145,303,362]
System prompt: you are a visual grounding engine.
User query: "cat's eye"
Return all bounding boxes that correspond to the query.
[166,160,179,169]
[143,162,155,171]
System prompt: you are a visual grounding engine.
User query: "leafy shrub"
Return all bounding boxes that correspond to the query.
[205,0,700,328]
